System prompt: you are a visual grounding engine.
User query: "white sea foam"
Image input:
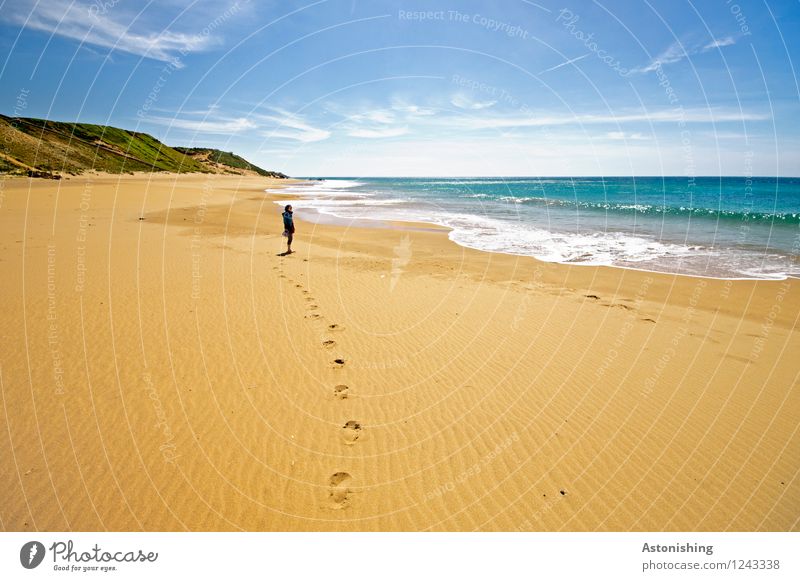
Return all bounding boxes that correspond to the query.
[271,180,798,280]
[268,179,367,197]
[289,198,407,208]
[444,214,694,265]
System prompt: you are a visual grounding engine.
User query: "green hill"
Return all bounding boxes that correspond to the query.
[173,147,287,178]
[0,114,287,178]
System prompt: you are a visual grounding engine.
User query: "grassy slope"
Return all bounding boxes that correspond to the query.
[174,147,288,178]
[0,115,286,177]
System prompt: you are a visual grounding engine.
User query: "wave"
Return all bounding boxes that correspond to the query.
[302,179,365,189]
[267,179,368,197]
[444,214,797,280]
[270,180,799,280]
[493,195,800,223]
[287,198,409,208]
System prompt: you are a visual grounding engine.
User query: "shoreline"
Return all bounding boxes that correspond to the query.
[267,181,800,283]
[1,173,797,531]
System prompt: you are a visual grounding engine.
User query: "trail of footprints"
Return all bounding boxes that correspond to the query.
[278,260,579,512]
[583,293,657,324]
[278,262,362,509]
[277,261,585,512]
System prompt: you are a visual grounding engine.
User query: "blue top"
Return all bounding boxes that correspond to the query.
[282,211,294,231]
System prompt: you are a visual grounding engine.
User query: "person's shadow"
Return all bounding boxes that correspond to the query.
[277,250,293,256]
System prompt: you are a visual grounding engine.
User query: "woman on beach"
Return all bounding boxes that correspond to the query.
[282,204,294,254]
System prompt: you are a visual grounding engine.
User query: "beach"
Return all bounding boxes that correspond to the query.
[0,173,797,531]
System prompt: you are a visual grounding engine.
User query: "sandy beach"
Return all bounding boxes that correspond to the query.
[0,173,797,531]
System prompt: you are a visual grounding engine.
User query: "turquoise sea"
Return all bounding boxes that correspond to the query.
[277,176,800,280]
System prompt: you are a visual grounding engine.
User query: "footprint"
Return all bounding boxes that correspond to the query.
[328,324,343,331]
[332,358,345,367]
[584,294,600,300]
[305,297,315,302]
[328,472,352,508]
[334,385,349,400]
[642,317,656,323]
[322,340,336,348]
[306,313,322,320]
[295,284,303,289]
[342,420,362,444]
[308,304,319,310]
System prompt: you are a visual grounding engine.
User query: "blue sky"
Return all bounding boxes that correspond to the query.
[1,0,798,176]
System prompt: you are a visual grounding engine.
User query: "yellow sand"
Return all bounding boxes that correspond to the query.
[0,173,797,531]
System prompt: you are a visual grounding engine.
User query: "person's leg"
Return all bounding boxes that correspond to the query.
[287,232,293,253]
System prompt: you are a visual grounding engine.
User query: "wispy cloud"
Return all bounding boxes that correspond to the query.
[635,42,687,73]
[451,93,496,110]
[257,107,331,143]
[390,99,437,117]
[144,105,331,141]
[606,131,650,141]
[144,115,257,133]
[349,110,396,124]
[348,126,409,138]
[327,101,425,139]
[539,53,590,74]
[633,36,737,74]
[704,36,736,50]
[443,107,768,131]
[3,0,224,63]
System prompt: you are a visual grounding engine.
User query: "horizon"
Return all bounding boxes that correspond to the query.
[296,175,800,179]
[1,1,798,178]
[3,111,799,178]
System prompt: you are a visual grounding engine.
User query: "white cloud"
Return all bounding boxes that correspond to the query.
[331,103,426,139]
[606,131,650,141]
[145,116,257,133]
[2,0,221,63]
[257,107,331,143]
[704,36,736,50]
[147,105,331,142]
[349,109,396,124]
[633,36,737,74]
[451,93,496,110]
[390,99,437,117]
[633,42,688,73]
[348,126,409,138]
[446,107,768,131]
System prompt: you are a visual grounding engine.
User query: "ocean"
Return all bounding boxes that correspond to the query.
[274,176,800,280]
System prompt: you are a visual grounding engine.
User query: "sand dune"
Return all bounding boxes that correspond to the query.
[0,174,797,531]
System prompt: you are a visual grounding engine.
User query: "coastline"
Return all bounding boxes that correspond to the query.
[267,177,800,282]
[269,180,800,283]
[1,173,797,531]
